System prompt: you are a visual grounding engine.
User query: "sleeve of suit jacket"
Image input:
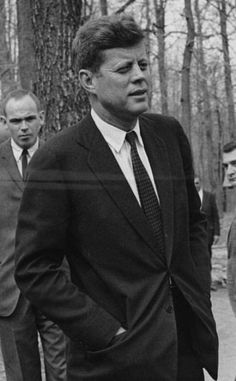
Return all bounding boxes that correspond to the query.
[14,142,120,350]
[227,217,236,317]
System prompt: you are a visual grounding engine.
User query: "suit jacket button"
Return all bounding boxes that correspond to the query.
[166,305,173,313]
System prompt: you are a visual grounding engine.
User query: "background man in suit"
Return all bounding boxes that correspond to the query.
[194,176,220,259]
[223,141,236,317]
[222,141,236,381]
[0,89,66,381]
[14,15,218,381]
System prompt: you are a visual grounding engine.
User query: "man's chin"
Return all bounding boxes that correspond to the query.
[130,104,149,117]
[224,179,236,188]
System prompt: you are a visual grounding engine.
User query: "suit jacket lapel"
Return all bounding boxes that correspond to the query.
[0,139,24,191]
[76,115,166,264]
[140,119,174,265]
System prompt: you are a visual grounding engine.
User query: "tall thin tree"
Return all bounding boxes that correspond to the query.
[194,0,215,188]
[17,0,35,89]
[181,0,195,140]
[153,0,168,115]
[217,0,236,140]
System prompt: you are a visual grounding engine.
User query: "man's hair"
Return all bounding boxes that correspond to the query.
[72,13,145,73]
[223,141,236,153]
[1,88,42,117]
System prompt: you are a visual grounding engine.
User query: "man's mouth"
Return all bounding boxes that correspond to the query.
[20,135,31,139]
[130,89,147,96]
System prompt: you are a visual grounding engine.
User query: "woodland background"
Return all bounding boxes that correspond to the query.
[1,0,236,212]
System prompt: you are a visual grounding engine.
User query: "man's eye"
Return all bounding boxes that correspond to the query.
[9,116,37,124]
[117,66,130,73]
[139,62,148,71]
[9,118,21,124]
[25,116,37,123]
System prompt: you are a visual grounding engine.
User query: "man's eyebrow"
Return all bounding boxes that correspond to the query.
[9,115,37,122]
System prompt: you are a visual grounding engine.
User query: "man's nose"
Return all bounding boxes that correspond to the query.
[132,64,145,80]
[227,164,236,174]
[20,120,28,130]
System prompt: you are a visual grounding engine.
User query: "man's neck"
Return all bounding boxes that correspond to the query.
[91,106,138,132]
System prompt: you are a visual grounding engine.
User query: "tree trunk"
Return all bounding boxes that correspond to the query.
[153,0,168,115]
[100,0,108,15]
[0,0,16,96]
[31,0,90,139]
[218,0,236,140]
[194,0,215,189]
[17,0,36,89]
[181,0,195,140]
[144,0,153,108]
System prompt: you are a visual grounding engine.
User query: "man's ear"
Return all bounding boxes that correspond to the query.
[79,69,96,95]
[39,110,45,126]
[0,115,7,124]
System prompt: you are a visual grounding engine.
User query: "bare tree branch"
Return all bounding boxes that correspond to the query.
[115,0,136,14]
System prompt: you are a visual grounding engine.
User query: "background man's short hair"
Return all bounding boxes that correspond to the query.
[223,141,236,153]
[1,89,42,117]
[72,13,145,73]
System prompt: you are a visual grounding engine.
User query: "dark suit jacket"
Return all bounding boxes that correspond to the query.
[0,138,44,316]
[14,113,218,381]
[0,139,24,315]
[201,190,220,245]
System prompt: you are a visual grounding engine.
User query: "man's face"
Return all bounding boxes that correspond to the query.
[194,177,201,192]
[86,41,151,129]
[4,95,44,149]
[223,149,236,187]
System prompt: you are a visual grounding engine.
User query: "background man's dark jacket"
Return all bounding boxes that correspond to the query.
[14,113,218,381]
[201,190,220,254]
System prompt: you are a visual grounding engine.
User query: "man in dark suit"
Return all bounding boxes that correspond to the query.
[0,89,66,381]
[223,142,236,317]
[222,142,236,381]
[194,176,220,258]
[14,15,218,381]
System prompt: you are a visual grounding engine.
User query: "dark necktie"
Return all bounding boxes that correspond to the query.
[21,149,28,181]
[126,131,165,254]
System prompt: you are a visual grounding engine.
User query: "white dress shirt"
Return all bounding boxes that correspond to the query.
[91,109,159,205]
[198,188,203,204]
[11,138,39,178]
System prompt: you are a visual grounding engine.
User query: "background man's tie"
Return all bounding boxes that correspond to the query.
[21,149,28,181]
[126,131,165,254]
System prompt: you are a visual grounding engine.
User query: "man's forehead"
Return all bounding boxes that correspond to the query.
[223,149,236,163]
[6,96,38,117]
[102,42,147,62]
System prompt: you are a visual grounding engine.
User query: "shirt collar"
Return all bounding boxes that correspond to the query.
[91,109,144,153]
[198,188,203,199]
[11,138,39,161]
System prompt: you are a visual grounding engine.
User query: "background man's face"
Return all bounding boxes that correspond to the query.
[194,177,201,192]
[5,95,44,149]
[223,149,236,187]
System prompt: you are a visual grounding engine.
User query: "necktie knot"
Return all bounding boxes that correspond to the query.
[126,131,137,148]
[22,148,28,157]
